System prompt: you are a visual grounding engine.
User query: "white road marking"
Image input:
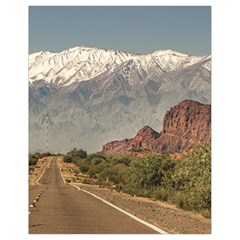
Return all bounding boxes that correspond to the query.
[29,158,55,216]
[29,157,53,214]
[35,168,46,185]
[59,160,168,234]
[71,184,168,234]
[59,168,66,183]
[35,157,54,184]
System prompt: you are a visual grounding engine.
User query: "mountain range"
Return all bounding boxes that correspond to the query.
[29,45,211,153]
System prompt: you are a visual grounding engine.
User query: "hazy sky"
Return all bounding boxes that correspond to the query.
[29,6,211,55]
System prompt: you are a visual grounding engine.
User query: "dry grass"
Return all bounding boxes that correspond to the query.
[58,157,211,234]
[29,156,53,186]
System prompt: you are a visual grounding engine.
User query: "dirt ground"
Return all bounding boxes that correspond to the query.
[29,156,53,186]
[57,157,211,234]
[29,157,211,234]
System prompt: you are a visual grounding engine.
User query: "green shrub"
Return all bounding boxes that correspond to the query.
[91,157,105,166]
[88,169,97,178]
[171,192,187,209]
[29,152,42,166]
[29,157,38,166]
[41,152,54,157]
[66,148,87,159]
[79,164,90,173]
[111,156,131,166]
[170,143,211,212]
[66,143,211,217]
[29,151,56,167]
[64,155,73,163]
[130,155,174,189]
[152,188,172,202]
[99,167,121,184]
[31,152,41,159]
[87,153,106,160]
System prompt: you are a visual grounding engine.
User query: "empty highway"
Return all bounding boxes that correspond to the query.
[29,157,159,234]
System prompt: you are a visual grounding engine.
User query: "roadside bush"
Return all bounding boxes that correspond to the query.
[87,153,106,160]
[170,143,211,213]
[64,155,73,163]
[29,157,38,166]
[29,152,43,166]
[90,157,105,166]
[99,167,121,184]
[130,155,174,189]
[79,163,90,173]
[111,156,131,166]
[30,152,41,159]
[66,148,87,159]
[152,188,172,202]
[171,192,187,209]
[41,152,55,157]
[67,143,211,217]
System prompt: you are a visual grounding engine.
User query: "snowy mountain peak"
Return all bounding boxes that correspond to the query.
[29,46,211,87]
[29,50,55,65]
[152,49,188,57]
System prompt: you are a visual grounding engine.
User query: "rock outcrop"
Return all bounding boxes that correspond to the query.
[102,99,211,154]
[102,126,160,154]
[156,99,211,152]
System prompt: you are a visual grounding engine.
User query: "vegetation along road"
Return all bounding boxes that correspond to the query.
[29,157,162,234]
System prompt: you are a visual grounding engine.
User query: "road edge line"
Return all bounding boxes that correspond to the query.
[35,157,54,184]
[59,168,66,183]
[35,168,46,185]
[71,184,168,234]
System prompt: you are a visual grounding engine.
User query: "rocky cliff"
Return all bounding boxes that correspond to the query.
[102,126,160,154]
[102,99,211,154]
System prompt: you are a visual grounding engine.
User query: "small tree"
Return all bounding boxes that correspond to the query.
[64,155,73,163]
[130,155,174,189]
[29,157,38,166]
[171,143,211,212]
[66,148,87,159]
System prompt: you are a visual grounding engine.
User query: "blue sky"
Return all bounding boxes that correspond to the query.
[29,6,211,55]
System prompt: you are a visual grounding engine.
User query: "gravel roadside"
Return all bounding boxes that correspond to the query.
[29,156,54,186]
[57,157,211,234]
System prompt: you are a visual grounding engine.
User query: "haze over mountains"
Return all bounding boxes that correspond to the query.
[102,100,211,154]
[29,46,211,153]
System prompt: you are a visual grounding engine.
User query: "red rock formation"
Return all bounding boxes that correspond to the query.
[102,126,160,154]
[157,99,211,152]
[102,99,211,154]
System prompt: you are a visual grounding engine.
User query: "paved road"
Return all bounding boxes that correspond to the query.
[29,157,158,234]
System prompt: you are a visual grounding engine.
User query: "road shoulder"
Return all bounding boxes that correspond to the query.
[58,157,211,234]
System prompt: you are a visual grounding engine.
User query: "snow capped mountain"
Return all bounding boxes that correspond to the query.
[29,45,211,153]
[29,46,137,87]
[29,46,210,87]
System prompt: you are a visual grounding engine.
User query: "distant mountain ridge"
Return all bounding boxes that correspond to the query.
[102,100,211,154]
[29,46,211,153]
[29,45,210,87]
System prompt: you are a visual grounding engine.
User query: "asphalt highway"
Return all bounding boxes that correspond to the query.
[29,157,158,234]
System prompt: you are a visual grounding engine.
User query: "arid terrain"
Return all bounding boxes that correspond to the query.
[29,156,52,186]
[56,156,211,234]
